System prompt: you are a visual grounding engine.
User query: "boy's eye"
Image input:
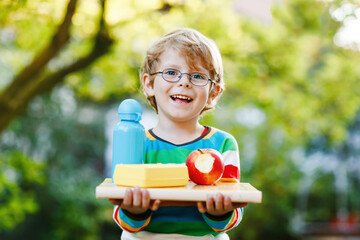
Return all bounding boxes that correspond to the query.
[164,70,178,76]
[192,73,206,80]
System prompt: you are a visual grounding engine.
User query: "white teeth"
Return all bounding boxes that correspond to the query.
[172,95,192,101]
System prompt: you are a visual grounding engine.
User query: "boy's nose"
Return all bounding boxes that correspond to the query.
[177,74,191,88]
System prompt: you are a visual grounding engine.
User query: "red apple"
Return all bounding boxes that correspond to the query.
[186,149,224,185]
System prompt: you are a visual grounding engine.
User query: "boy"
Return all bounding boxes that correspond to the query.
[110,28,246,240]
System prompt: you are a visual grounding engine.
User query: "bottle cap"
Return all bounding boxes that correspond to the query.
[118,99,142,121]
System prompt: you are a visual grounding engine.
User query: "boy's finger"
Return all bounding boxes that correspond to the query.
[122,188,133,206]
[206,196,215,212]
[151,199,161,211]
[132,186,142,207]
[197,201,206,213]
[223,196,233,211]
[214,193,224,211]
[142,189,151,208]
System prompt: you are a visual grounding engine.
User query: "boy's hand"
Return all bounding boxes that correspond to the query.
[197,193,247,216]
[109,186,161,215]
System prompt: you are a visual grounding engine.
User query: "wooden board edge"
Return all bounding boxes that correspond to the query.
[95,185,262,203]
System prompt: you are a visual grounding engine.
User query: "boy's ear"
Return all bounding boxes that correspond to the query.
[207,84,221,105]
[142,73,155,97]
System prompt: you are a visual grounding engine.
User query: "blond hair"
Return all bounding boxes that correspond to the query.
[140,28,224,114]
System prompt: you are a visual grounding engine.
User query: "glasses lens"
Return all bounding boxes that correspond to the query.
[190,73,209,86]
[162,69,181,82]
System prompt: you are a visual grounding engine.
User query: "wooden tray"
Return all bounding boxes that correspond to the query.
[96,178,262,204]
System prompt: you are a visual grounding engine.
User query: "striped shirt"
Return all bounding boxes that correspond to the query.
[113,126,243,237]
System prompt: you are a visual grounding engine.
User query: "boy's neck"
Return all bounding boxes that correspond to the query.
[153,118,205,145]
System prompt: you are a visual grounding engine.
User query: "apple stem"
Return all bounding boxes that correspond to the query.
[198,149,204,154]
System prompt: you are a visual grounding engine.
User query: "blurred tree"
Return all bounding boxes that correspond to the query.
[0,87,118,239]
[0,0,113,133]
[0,0,360,239]
[0,151,45,232]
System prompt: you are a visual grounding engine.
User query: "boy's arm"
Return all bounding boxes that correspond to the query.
[200,134,244,232]
[198,193,245,233]
[111,187,160,233]
[113,205,152,233]
[201,206,244,233]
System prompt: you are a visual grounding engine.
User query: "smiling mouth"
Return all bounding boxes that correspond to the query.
[170,95,193,103]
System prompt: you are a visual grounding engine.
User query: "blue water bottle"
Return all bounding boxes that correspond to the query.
[111,99,145,181]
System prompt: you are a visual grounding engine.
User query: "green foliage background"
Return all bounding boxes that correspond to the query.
[0,0,359,239]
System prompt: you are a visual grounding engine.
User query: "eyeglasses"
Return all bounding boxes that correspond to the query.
[150,68,216,87]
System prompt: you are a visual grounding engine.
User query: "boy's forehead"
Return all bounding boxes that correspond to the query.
[157,48,209,72]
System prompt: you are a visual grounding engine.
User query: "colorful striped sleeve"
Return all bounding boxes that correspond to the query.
[219,134,240,182]
[113,206,152,233]
[202,208,244,233]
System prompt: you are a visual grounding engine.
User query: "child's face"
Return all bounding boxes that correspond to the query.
[143,48,216,123]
